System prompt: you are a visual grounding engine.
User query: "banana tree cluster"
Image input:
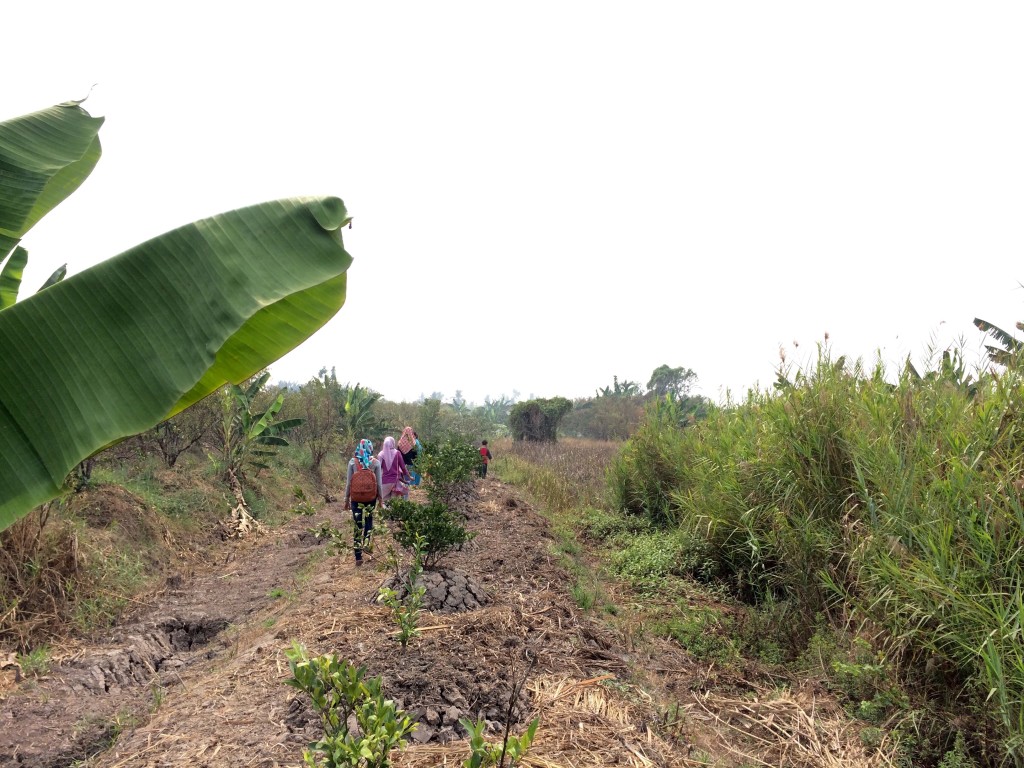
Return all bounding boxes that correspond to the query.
[0,101,354,531]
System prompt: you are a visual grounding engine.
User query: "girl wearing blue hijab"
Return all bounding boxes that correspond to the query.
[343,439,383,566]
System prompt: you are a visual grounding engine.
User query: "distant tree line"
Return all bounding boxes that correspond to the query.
[559,364,710,441]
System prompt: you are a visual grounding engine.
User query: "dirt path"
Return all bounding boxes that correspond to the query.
[0,480,694,768]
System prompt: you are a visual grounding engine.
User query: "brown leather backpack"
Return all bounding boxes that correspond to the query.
[350,463,377,503]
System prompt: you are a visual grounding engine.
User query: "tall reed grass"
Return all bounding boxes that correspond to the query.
[609,345,1024,763]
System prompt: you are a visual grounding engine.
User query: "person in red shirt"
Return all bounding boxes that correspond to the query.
[478,440,493,478]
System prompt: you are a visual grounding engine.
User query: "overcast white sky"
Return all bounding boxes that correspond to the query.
[6,3,1024,405]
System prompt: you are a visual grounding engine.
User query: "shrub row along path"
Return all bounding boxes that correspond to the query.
[0,479,699,768]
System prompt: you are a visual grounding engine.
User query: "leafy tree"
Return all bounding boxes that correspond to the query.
[416,435,480,505]
[647,364,697,398]
[417,398,443,441]
[509,397,573,441]
[0,101,352,532]
[294,369,343,473]
[374,399,421,438]
[560,396,644,440]
[152,393,220,468]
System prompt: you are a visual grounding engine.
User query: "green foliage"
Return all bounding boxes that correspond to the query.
[509,397,572,442]
[570,583,597,610]
[578,507,652,541]
[459,717,539,768]
[559,396,644,441]
[71,549,147,633]
[416,398,443,441]
[292,487,317,516]
[654,605,740,665]
[647,364,697,398]
[607,338,1024,762]
[974,317,1024,367]
[294,369,343,473]
[312,522,350,557]
[607,397,695,527]
[17,645,51,677]
[285,643,415,767]
[340,383,384,440]
[0,101,353,532]
[610,530,717,590]
[377,533,427,648]
[381,499,474,568]
[596,375,642,398]
[416,436,480,505]
[561,365,709,440]
[938,734,979,768]
[219,372,302,480]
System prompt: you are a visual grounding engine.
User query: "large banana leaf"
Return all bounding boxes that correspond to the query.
[0,196,353,530]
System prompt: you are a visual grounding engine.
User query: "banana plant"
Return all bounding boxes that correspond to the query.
[220,372,302,478]
[340,382,383,439]
[974,317,1024,367]
[0,101,354,531]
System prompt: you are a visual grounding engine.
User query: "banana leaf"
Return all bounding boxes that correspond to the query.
[0,101,103,266]
[0,195,353,530]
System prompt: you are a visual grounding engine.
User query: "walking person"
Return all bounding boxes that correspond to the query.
[343,439,383,567]
[378,436,413,501]
[398,426,421,486]
[478,439,493,478]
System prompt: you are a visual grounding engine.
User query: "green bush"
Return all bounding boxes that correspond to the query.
[578,506,652,540]
[416,436,480,505]
[607,341,1024,762]
[460,716,539,768]
[609,530,715,587]
[285,643,415,767]
[382,499,475,568]
[654,605,739,665]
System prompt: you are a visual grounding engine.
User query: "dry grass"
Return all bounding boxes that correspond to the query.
[492,438,621,511]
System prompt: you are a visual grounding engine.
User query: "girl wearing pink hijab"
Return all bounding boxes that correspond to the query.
[378,436,412,501]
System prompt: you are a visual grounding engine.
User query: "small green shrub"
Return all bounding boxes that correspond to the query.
[937,734,978,768]
[378,534,427,648]
[578,507,651,540]
[292,486,317,516]
[860,726,884,750]
[17,645,51,677]
[417,436,480,501]
[312,522,350,557]
[285,643,415,767]
[570,583,597,611]
[460,716,539,768]
[382,499,474,568]
[610,530,715,587]
[655,605,740,665]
